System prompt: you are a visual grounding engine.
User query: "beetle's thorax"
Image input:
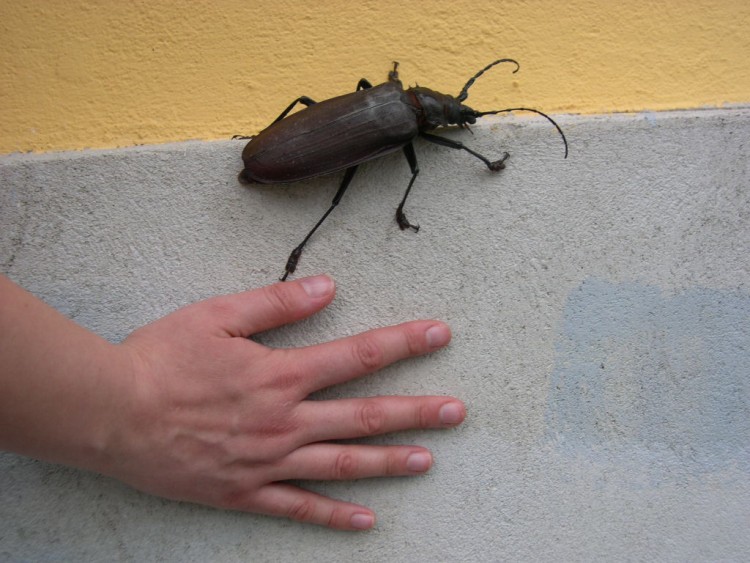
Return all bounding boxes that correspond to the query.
[407,86,478,131]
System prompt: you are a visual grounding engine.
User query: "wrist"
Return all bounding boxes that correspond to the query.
[77,342,141,477]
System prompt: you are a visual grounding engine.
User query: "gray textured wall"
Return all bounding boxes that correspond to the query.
[1,109,749,561]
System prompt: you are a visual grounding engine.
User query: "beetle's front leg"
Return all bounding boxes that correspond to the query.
[420,132,509,171]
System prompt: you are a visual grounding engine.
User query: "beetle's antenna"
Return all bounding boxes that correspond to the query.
[475,107,568,159]
[457,58,520,102]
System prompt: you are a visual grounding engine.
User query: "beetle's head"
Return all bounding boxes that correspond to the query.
[410,59,520,130]
[458,106,479,126]
[411,59,568,158]
[410,87,464,129]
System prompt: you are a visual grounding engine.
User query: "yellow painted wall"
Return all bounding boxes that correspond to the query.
[1,0,748,154]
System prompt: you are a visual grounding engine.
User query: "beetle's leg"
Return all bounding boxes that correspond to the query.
[233,96,317,139]
[357,79,373,90]
[389,61,400,82]
[395,143,420,232]
[420,132,510,171]
[271,96,317,124]
[281,165,359,281]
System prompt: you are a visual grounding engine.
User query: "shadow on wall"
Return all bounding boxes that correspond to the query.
[546,278,750,476]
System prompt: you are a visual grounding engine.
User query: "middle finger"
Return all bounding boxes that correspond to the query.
[295,396,466,444]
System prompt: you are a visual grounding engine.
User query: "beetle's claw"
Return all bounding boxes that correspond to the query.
[489,152,510,171]
[397,209,420,232]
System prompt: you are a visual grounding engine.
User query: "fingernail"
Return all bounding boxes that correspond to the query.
[300,275,333,298]
[406,451,432,473]
[439,402,465,426]
[425,323,451,348]
[350,513,375,530]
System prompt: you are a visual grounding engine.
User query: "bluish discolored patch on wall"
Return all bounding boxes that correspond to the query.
[546,278,750,475]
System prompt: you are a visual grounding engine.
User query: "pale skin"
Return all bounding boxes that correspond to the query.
[0,273,465,530]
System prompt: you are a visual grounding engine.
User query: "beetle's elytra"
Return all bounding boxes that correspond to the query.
[237,59,568,281]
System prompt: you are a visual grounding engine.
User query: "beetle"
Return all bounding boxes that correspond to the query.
[237,59,568,281]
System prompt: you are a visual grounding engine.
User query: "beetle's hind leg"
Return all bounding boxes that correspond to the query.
[420,132,509,171]
[271,96,317,124]
[281,165,359,281]
[395,143,421,232]
[233,96,317,139]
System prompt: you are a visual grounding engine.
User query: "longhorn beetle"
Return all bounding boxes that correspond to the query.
[237,59,568,280]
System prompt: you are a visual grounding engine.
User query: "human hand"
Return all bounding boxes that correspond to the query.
[103,275,464,530]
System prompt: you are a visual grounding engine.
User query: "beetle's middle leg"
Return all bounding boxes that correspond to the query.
[420,132,509,171]
[395,143,421,232]
[281,165,359,281]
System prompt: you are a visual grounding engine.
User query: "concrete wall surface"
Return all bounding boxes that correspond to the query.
[1,108,749,560]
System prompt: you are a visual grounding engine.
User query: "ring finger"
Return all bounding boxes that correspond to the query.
[270,443,435,482]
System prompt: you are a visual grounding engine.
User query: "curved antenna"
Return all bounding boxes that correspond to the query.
[475,107,568,159]
[457,58,520,102]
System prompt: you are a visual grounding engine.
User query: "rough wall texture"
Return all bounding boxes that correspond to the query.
[2,1,749,153]
[1,109,749,560]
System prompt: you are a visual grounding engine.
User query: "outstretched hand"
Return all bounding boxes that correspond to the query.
[105,275,464,529]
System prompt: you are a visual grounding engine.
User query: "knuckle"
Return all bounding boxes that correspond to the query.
[353,336,385,372]
[326,507,343,529]
[416,402,432,429]
[256,410,300,439]
[404,326,425,357]
[263,283,298,316]
[333,451,359,480]
[383,451,399,476]
[266,353,306,392]
[220,489,248,511]
[287,498,316,523]
[357,400,386,435]
[205,295,236,322]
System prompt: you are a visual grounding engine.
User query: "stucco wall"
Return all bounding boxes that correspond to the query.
[1,109,749,560]
[2,1,750,153]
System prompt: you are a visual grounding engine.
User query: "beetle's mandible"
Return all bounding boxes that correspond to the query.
[236,59,568,281]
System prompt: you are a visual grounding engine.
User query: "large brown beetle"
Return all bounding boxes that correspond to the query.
[237,59,568,280]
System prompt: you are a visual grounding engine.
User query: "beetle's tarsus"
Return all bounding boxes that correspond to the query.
[281,246,303,281]
[396,209,420,232]
[232,134,254,140]
[489,152,510,171]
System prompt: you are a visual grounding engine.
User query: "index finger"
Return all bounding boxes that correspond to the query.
[288,320,451,394]
[206,275,336,338]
